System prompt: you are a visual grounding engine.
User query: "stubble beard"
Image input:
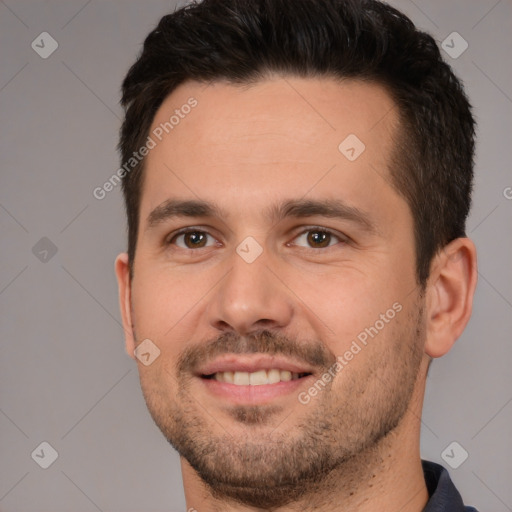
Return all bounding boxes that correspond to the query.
[139,302,425,508]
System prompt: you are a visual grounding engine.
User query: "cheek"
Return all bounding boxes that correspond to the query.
[292,266,406,347]
[130,270,207,384]
[131,269,199,337]
[328,299,421,394]
[135,331,183,399]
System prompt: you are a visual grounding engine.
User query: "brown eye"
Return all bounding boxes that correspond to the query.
[292,228,345,250]
[183,231,207,248]
[171,230,215,249]
[307,230,331,248]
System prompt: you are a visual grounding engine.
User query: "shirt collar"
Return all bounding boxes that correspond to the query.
[422,459,478,512]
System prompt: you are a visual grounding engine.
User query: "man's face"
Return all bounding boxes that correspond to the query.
[121,77,427,506]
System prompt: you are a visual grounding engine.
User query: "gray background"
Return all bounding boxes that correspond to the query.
[0,0,511,510]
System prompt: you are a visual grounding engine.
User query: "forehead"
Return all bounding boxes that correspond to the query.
[140,76,401,223]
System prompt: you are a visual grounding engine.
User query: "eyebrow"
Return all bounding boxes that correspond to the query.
[145,198,379,235]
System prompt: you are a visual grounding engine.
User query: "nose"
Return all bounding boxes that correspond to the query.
[206,244,294,335]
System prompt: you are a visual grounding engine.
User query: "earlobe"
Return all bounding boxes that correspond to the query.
[114,253,136,360]
[424,238,477,358]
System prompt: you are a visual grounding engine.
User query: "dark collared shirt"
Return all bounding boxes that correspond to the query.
[422,460,479,511]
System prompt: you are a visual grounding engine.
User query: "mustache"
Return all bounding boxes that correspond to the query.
[176,330,338,376]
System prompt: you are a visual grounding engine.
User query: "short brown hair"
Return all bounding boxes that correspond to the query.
[119,0,475,284]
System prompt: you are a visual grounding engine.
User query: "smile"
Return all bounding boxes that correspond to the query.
[203,369,312,385]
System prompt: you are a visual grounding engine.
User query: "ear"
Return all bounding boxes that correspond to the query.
[115,253,136,360]
[424,237,477,358]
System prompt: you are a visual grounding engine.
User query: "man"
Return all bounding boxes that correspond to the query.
[114,0,479,509]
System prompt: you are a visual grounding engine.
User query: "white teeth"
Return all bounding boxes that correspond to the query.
[249,370,269,385]
[223,371,234,383]
[280,370,292,382]
[211,369,307,385]
[233,371,250,385]
[267,368,281,384]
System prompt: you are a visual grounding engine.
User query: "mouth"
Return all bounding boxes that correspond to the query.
[199,372,314,404]
[196,355,316,404]
[201,369,313,385]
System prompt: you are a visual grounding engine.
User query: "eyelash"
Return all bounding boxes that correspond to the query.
[166,226,349,252]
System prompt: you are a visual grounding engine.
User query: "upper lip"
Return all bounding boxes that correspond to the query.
[196,355,315,376]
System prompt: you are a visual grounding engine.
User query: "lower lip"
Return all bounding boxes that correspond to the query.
[198,375,313,404]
